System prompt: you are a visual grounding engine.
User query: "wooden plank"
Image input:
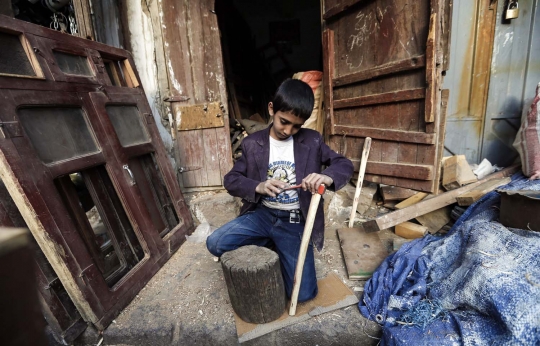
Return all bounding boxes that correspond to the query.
[322,30,335,134]
[380,186,417,202]
[362,165,521,233]
[355,181,377,215]
[334,88,425,109]
[323,0,367,20]
[415,206,451,234]
[456,177,511,206]
[337,227,388,280]
[395,221,428,239]
[335,126,435,145]
[395,192,428,209]
[442,155,478,190]
[334,55,426,86]
[424,13,437,123]
[352,161,434,181]
[174,102,225,131]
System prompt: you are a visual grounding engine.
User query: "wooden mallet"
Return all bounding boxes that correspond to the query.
[289,183,326,316]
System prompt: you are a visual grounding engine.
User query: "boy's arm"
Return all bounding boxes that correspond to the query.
[319,139,354,191]
[223,141,262,203]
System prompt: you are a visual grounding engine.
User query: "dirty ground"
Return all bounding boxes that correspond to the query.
[67,184,389,346]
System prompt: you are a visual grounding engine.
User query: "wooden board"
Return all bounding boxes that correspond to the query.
[160,0,232,189]
[415,206,451,234]
[380,185,417,202]
[362,165,521,233]
[395,192,428,209]
[323,0,447,193]
[442,155,478,190]
[174,102,225,131]
[355,181,377,215]
[456,177,511,206]
[337,227,388,280]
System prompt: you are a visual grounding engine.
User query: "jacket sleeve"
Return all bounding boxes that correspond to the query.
[319,137,354,191]
[223,141,262,203]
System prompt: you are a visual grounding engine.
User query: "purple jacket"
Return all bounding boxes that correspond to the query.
[224,126,354,251]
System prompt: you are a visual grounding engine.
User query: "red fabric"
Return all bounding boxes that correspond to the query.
[298,71,322,93]
[514,83,540,179]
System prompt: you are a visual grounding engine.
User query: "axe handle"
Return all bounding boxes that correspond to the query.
[289,189,323,315]
[348,137,372,228]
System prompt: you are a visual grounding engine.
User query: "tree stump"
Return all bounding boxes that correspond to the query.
[221,245,286,323]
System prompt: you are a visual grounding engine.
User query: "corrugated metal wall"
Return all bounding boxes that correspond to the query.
[443,0,539,166]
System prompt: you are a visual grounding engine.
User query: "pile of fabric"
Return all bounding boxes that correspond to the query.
[359,173,540,345]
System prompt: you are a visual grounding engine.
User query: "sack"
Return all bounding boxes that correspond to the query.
[513,83,540,179]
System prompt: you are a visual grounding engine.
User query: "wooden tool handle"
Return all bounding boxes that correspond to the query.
[348,137,372,228]
[289,184,326,316]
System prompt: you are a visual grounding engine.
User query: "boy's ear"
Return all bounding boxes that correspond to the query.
[268,102,274,116]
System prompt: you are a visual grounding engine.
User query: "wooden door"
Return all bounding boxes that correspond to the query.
[0,16,193,329]
[160,0,233,191]
[322,0,450,193]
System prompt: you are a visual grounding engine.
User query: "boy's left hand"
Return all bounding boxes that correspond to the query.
[302,174,333,194]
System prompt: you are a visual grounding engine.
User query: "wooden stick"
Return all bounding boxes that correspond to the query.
[349,137,372,228]
[289,184,326,316]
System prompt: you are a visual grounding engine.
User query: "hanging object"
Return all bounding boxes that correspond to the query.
[44,0,71,12]
[505,0,519,19]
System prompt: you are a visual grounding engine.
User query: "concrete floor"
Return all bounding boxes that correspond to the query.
[73,185,394,346]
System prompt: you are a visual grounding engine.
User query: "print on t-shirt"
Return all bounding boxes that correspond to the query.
[264,160,299,206]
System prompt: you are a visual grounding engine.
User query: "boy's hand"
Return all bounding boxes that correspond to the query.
[302,174,333,194]
[256,179,287,197]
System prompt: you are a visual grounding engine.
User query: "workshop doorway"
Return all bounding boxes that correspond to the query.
[215,0,323,123]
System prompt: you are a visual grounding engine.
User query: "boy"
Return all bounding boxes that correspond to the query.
[207,79,353,302]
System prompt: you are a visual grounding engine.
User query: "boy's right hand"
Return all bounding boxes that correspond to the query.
[255,179,287,197]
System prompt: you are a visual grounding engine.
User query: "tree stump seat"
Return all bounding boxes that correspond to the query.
[221,245,286,323]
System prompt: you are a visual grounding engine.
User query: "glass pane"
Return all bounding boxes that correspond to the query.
[56,167,144,287]
[53,51,93,76]
[18,107,99,164]
[0,32,36,76]
[129,154,180,238]
[105,105,150,147]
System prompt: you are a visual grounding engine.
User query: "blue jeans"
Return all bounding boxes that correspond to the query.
[206,205,318,302]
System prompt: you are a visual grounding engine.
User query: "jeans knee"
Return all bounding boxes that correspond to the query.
[206,233,220,257]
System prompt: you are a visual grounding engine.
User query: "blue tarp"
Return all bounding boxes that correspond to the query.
[359,173,540,345]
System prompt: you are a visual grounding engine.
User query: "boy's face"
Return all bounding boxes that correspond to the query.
[268,102,306,141]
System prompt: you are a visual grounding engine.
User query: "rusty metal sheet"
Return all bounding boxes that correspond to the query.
[174,101,225,131]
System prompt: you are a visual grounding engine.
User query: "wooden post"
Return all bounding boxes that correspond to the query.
[349,137,372,228]
[289,184,326,316]
[221,245,286,324]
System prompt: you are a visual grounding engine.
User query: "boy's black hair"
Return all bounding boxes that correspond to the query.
[272,79,314,120]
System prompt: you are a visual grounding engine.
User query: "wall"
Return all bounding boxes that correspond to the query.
[124,0,176,169]
[443,0,540,166]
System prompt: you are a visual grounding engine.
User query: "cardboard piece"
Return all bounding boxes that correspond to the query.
[233,272,358,343]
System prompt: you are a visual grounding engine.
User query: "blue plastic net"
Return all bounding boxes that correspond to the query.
[359,173,540,345]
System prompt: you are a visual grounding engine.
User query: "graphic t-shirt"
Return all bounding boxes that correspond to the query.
[262,136,300,210]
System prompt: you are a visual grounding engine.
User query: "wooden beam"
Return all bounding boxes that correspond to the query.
[334,88,425,109]
[380,186,417,202]
[362,165,521,233]
[334,55,426,87]
[456,177,511,206]
[336,126,436,145]
[442,155,477,190]
[424,13,437,123]
[395,192,428,209]
[351,161,434,181]
[395,222,428,239]
[322,30,335,134]
[323,0,367,20]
